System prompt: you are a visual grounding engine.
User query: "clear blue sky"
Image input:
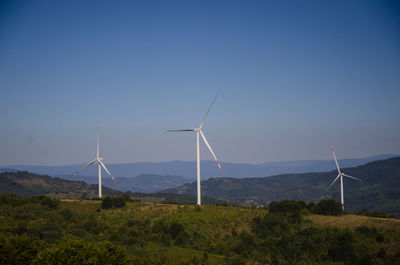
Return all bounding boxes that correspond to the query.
[1,0,399,165]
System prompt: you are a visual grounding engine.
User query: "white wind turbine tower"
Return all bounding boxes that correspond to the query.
[74,125,115,198]
[167,92,222,206]
[327,144,361,210]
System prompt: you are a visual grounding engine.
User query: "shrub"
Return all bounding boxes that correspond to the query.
[84,216,103,234]
[269,200,303,214]
[314,199,343,216]
[152,220,167,233]
[112,197,126,208]
[32,196,59,209]
[307,201,316,212]
[328,231,357,263]
[42,231,61,244]
[121,194,132,202]
[170,223,186,239]
[33,239,131,265]
[101,196,113,209]
[169,223,189,246]
[377,248,387,259]
[375,234,385,243]
[356,226,378,237]
[0,234,46,265]
[101,196,126,209]
[60,209,73,220]
[252,213,292,238]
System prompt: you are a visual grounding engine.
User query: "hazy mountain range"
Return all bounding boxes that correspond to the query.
[0,157,399,215]
[0,171,224,204]
[165,157,400,215]
[59,174,190,193]
[2,154,396,180]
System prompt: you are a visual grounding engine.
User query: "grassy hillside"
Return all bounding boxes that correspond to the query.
[166,157,400,215]
[0,171,122,199]
[0,195,399,264]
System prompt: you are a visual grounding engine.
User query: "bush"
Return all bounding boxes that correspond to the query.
[0,194,25,206]
[101,196,113,209]
[121,194,132,202]
[328,231,357,263]
[377,248,387,259]
[0,234,46,265]
[269,200,303,214]
[356,226,378,237]
[101,196,126,209]
[84,216,104,234]
[112,197,126,208]
[170,223,186,239]
[60,209,73,220]
[169,223,189,246]
[314,199,343,216]
[42,231,61,244]
[375,234,385,243]
[32,196,59,209]
[33,239,131,265]
[252,213,292,238]
[307,201,316,212]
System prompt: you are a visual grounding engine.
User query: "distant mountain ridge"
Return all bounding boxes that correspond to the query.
[3,154,396,180]
[0,168,18,173]
[0,171,226,205]
[165,157,400,215]
[60,174,191,193]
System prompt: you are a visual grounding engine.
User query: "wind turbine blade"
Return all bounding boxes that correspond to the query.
[342,173,361,181]
[327,174,341,190]
[74,158,97,175]
[199,130,222,170]
[199,89,221,129]
[330,144,341,173]
[98,159,115,181]
[166,129,194,132]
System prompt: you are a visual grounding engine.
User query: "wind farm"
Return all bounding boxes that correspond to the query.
[1,0,399,264]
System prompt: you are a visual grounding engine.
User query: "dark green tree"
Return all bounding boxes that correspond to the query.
[101,196,113,209]
[112,197,126,208]
[33,239,131,265]
[0,234,46,265]
[315,199,343,216]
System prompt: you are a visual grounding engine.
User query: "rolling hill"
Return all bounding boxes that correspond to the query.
[59,174,190,193]
[0,171,224,205]
[0,171,122,199]
[4,154,396,180]
[165,157,400,215]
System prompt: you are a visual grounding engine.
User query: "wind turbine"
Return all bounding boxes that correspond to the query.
[327,144,361,210]
[74,125,115,198]
[167,92,222,206]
